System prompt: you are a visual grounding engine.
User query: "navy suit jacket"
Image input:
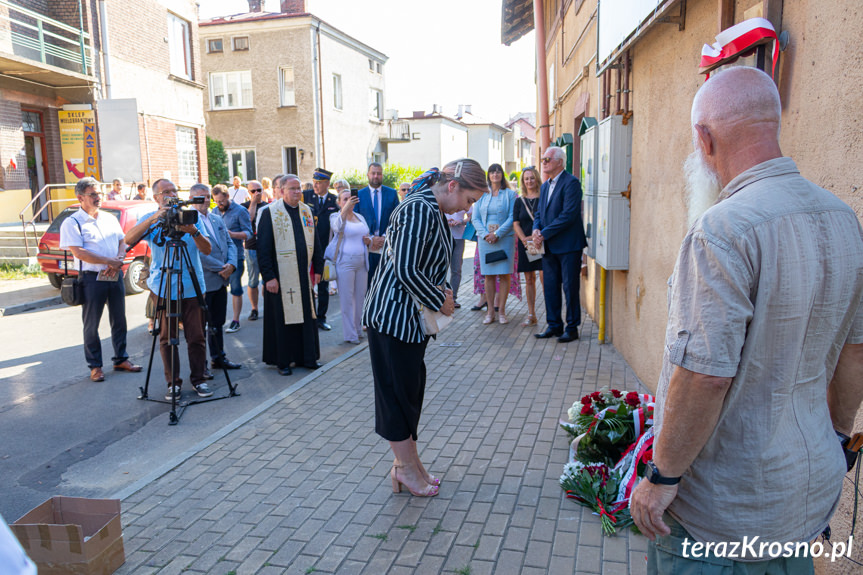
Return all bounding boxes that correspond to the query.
[533,170,587,254]
[355,185,398,236]
[303,190,339,244]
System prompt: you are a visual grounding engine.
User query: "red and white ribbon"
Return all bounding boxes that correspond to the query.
[700,17,779,78]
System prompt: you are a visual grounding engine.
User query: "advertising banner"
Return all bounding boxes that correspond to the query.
[59,110,101,183]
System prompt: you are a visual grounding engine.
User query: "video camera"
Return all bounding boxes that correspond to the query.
[154,196,206,242]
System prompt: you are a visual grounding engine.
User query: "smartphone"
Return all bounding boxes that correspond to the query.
[350,189,358,199]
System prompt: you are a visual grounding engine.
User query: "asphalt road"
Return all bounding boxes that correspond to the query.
[0,286,357,522]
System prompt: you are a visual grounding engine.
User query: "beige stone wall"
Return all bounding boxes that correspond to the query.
[592,1,863,569]
[201,19,317,183]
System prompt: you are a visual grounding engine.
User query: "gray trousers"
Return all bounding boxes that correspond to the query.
[450,239,465,301]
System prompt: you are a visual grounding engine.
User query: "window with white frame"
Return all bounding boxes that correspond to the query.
[376,62,382,74]
[227,149,256,181]
[175,126,198,185]
[209,71,253,110]
[368,59,374,71]
[283,146,298,175]
[232,36,249,51]
[369,89,383,120]
[167,13,192,80]
[279,66,295,106]
[333,74,342,110]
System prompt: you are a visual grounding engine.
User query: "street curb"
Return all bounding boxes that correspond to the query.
[0,295,63,317]
[111,341,369,502]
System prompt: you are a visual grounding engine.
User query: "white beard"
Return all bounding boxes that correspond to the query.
[684,149,722,227]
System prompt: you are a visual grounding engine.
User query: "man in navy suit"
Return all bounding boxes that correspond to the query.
[354,162,398,287]
[532,146,587,342]
[303,168,339,331]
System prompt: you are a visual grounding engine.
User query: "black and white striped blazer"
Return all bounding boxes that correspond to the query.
[362,185,453,343]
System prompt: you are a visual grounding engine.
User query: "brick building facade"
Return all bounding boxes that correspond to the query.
[0,0,207,224]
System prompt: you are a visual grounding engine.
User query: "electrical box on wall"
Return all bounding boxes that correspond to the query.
[596,193,630,270]
[579,118,599,260]
[595,114,633,270]
[597,114,632,193]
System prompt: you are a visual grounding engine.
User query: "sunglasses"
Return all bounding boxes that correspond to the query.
[250,188,263,193]
[84,192,103,198]
[540,157,555,164]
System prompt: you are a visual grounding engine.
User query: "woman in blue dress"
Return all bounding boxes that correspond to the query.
[472,164,517,324]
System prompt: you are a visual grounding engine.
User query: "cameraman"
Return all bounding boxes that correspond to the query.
[125,179,212,401]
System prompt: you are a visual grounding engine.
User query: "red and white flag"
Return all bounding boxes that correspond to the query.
[7,156,16,171]
[700,17,779,78]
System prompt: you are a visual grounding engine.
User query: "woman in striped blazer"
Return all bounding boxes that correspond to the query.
[363,158,488,497]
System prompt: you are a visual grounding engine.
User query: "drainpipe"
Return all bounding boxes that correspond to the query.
[98,0,112,98]
[315,21,326,168]
[534,0,550,153]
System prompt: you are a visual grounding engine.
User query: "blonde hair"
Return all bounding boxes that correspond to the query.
[520,166,540,193]
[261,177,272,190]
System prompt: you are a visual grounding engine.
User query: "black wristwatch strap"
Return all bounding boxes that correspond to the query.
[191,230,201,238]
[646,460,682,485]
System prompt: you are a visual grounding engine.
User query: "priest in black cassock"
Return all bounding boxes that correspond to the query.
[257,174,324,375]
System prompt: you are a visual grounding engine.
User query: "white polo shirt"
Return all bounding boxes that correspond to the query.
[59,208,125,272]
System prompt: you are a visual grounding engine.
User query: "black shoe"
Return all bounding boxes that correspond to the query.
[304,362,323,370]
[278,366,292,376]
[317,321,332,331]
[558,332,579,343]
[212,357,242,370]
[535,328,564,339]
[248,309,259,321]
[225,320,240,333]
[454,301,461,309]
[203,368,215,380]
[470,302,488,311]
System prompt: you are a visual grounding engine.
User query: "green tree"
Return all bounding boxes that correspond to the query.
[206,136,228,186]
[333,163,424,190]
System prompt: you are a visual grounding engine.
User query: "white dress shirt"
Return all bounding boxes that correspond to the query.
[59,209,125,272]
[545,173,560,205]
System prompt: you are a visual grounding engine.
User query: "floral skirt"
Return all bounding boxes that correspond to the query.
[473,240,522,300]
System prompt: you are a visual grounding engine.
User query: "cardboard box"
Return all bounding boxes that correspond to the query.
[11,497,125,575]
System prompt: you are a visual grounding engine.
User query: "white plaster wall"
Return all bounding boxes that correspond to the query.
[319,31,385,172]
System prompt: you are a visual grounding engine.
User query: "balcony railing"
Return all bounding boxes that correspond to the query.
[383,120,410,142]
[0,0,94,76]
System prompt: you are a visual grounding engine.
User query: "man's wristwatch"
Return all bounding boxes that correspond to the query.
[191,230,201,238]
[645,460,682,485]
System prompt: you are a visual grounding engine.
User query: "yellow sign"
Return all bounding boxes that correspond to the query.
[59,110,100,183]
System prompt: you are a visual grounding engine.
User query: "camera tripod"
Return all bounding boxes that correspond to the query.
[138,235,239,425]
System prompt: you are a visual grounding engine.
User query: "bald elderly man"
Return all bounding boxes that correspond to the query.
[630,66,863,572]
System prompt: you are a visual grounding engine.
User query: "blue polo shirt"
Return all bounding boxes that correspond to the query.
[141,212,208,300]
[216,201,253,259]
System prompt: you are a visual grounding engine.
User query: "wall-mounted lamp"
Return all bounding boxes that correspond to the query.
[298,149,305,162]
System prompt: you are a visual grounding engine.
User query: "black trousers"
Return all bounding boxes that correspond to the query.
[367,252,382,289]
[205,286,227,360]
[317,279,329,321]
[368,327,429,442]
[80,271,128,368]
[542,249,582,334]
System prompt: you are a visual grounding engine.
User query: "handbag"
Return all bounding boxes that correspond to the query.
[519,196,545,262]
[462,221,477,242]
[485,249,508,264]
[323,218,346,282]
[60,219,85,307]
[386,238,452,336]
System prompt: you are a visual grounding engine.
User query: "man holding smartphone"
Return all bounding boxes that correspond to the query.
[355,163,398,288]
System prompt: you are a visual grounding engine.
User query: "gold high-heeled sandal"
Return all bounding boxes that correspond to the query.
[521,314,537,326]
[391,465,438,497]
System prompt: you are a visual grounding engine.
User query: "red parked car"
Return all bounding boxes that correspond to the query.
[37,200,158,295]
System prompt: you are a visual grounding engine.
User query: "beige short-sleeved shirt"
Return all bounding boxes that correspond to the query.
[655,157,863,549]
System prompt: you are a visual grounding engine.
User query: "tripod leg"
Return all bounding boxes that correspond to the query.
[180,246,238,396]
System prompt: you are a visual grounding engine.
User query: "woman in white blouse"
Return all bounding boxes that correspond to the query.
[328,190,370,344]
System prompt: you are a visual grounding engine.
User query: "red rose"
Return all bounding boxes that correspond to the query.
[624,391,640,407]
[590,391,602,401]
[580,404,594,415]
[580,395,592,406]
[611,389,622,398]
